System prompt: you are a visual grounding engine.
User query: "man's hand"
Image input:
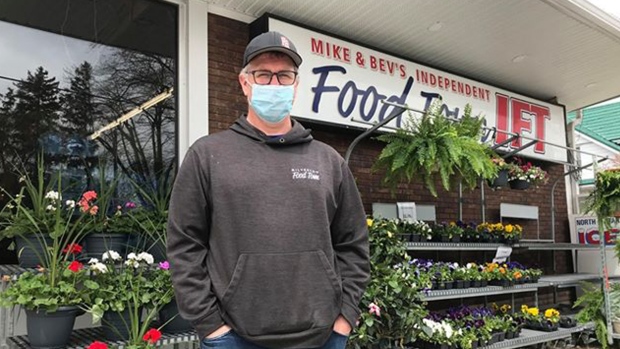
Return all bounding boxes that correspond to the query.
[333,315,352,336]
[206,324,231,339]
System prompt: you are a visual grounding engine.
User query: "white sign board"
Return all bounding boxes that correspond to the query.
[569,215,620,276]
[493,246,513,264]
[397,202,416,222]
[265,17,568,162]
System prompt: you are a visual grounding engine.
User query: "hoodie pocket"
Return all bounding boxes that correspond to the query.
[221,251,342,337]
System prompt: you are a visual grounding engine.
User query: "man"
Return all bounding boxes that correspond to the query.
[167,31,370,349]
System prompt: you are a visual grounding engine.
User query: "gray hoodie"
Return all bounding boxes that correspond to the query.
[167,115,370,348]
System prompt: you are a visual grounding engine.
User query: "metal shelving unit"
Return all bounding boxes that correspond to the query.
[422,283,547,302]
[479,324,594,349]
[6,327,198,349]
[406,242,506,251]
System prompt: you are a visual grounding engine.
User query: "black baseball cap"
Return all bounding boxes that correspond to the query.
[243,31,303,67]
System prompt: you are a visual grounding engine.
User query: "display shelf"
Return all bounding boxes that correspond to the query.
[479,323,593,349]
[516,242,614,250]
[406,242,507,251]
[422,282,548,301]
[7,327,197,349]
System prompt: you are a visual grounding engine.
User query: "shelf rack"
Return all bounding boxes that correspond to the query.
[6,327,198,349]
[422,283,547,302]
[479,323,594,349]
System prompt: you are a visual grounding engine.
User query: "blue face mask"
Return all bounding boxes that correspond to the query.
[249,84,294,124]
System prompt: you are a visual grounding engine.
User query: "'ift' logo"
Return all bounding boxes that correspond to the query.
[291,168,320,181]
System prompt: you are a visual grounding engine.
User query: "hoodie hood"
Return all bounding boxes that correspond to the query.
[230,114,313,145]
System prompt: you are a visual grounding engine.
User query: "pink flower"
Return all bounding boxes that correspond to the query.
[369,302,381,317]
[159,261,170,270]
[125,202,137,209]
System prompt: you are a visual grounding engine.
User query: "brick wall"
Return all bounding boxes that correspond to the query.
[207,13,574,306]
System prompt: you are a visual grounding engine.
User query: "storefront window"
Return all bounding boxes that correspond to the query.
[0,0,178,263]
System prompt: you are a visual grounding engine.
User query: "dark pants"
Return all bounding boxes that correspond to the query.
[200,330,348,349]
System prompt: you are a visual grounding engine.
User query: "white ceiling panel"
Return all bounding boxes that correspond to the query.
[207,0,620,112]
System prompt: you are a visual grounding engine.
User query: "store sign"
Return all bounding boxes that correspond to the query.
[574,216,620,245]
[265,17,568,162]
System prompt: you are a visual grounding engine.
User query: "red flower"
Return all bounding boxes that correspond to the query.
[87,341,108,349]
[143,328,162,344]
[68,261,83,272]
[89,205,99,215]
[62,243,83,255]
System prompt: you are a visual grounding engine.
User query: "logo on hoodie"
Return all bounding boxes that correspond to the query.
[291,168,320,181]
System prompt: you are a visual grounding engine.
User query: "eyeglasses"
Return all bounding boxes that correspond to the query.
[247,70,298,85]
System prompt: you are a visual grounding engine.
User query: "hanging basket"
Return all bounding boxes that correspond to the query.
[509,179,530,190]
[489,169,509,188]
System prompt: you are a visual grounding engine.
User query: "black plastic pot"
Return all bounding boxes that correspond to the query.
[506,331,514,340]
[472,280,481,288]
[462,280,471,288]
[441,236,450,242]
[509,179,531,190]
[455,280,464,289]
[14,235,53,268]
[102,308,137,341]
[25,306,79,349]
[559,317,576,328]
[85,233,129,259]
[159,298,192,333]
[490,169,509,188]
[411,234,421,242]
[451,236,461,243]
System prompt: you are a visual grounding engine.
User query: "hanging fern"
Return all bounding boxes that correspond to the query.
[373,101,497,197]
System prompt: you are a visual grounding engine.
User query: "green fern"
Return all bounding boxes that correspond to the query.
[373,101,497,197]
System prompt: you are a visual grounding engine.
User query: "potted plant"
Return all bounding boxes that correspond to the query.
[507,159,549,190]
[489,157,511,188]
[373,101,498,197]
[0,158,86,267]
[0,182,94,348]
[348,218,429,348]
[502,224,523,244]
[585,167,620,219]
[575,282,615,348]
[83,250,174,342]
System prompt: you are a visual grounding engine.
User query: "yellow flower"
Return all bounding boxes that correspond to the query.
[521,305,529,313]
[514,271,522,279]
[491,303,499,311]
[367,219,373,227]
[545,309,560,318]
[387,231,393,238]
[505,224,514,233]
[449,221,456,227]
[527,308,539,317]
[501,304,511,313]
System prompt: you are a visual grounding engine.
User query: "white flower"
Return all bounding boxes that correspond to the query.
[66,200,75,208]
[137,252,154,265]
[88,258,99,264]
[125,259,140,269]
[6,203,14,209]
[46,204,56,211]
[18,176,26,183]
[127,252,138,261]
[102,250,122,262]
[90,262,108,274]
[45,191,61,201]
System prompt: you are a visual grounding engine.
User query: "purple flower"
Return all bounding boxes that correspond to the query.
[159,261,170,270]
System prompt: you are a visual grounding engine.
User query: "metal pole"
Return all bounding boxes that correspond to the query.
[550,159,607,241]
[344,106,406,164]
[381,100,608,160]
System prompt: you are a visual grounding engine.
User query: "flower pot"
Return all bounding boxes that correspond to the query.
[25,306,80,349]
[420,235,428,242]
[509,179,530,190]
[431,281,438,290]
[498,332,506,342]
[560,317,577,328]
[506,331,515,340]
[84,233,129,260]
[437,281,446,290]
[102,308,138,341]
[398,233,411,243]
[441,236,450,243]
[472,280,481,288]
[411,234,421,242]
[490,169,509,188]
[471,340,479,349]
[481,280,488,287]
[445,281,454,289]
[463,280,471,288]
[14,235,53,268]
[451,236,461,243]
[159,298,192,333]
[455,280,464,289]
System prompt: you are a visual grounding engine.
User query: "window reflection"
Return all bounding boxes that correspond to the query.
[0,0,178,263]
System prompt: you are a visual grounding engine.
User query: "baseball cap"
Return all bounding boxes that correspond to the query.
[243,31,303,67]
